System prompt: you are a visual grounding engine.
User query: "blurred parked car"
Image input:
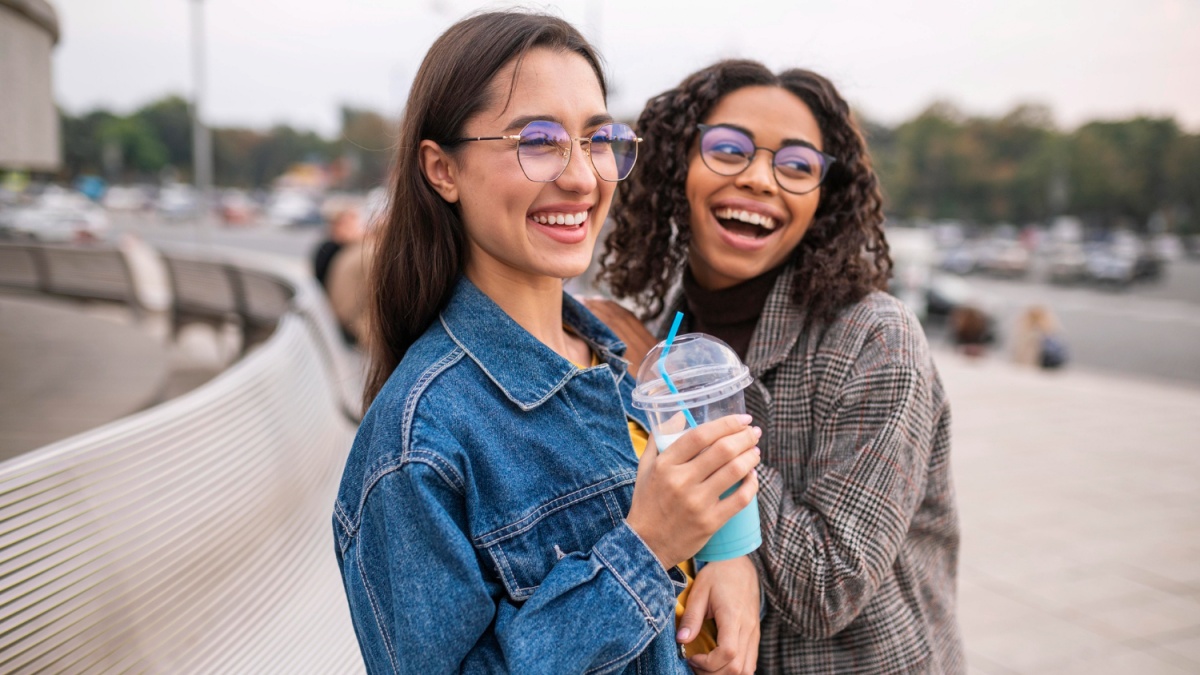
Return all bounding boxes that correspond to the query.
[885,225,936,320]
[1085,241,1136,287]
[1186,235,1200,259]
[939,244,978,275]
[925,274,973,320]
[102,185,154,212]
[0,188,109,242]
[978,239,1031,278]
[218,190,259,226]
[264,189,322,228]
[1045,242,1088,284]
[158,184,200,220]
[1151,234,1184,262]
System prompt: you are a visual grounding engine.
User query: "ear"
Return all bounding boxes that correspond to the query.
[419,140,460,203]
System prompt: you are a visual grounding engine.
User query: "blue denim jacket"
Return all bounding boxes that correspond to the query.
[333,277,692,674]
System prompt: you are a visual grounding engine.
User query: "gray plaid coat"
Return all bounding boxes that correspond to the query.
[664,264,965,674]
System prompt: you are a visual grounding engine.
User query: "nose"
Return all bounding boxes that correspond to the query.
[554,139,599,194]
[734,150,777,195]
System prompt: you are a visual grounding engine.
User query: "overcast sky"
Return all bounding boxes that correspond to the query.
[51,0,1200,136]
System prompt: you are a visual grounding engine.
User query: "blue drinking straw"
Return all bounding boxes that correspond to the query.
[658,311,699,428]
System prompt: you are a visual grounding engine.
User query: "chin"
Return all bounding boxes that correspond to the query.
[538,259,592,281]
[706,254,772,285]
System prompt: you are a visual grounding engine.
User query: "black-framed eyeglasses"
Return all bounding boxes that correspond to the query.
[445,120,642,183]
[697,124,836,195]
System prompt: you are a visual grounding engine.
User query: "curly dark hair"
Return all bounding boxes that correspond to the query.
[598,60,891,328]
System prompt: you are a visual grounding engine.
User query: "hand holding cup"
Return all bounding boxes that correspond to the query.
[626,415,761,569]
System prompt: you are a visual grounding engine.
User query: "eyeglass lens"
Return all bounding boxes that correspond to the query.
[517,121,639,182]
[699,125,829,194]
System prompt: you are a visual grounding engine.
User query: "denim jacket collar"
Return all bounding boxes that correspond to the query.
[439,276,630,411]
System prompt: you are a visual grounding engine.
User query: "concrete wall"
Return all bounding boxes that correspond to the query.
[0,0,59,171]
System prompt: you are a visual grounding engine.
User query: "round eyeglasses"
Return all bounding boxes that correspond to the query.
[697,124,836,195]
[446,120,642,183]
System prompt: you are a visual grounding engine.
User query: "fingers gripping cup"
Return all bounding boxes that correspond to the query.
[631,314,762,562]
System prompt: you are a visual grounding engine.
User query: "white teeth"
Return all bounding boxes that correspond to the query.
[531,210,589,227]
[715,207,776,231]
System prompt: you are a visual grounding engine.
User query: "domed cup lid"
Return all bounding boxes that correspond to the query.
[631,333,752,412]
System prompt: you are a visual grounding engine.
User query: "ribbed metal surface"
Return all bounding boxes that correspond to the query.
[39,246,136,304]
[162,255,238,316]
[235,269,293,325]
[0,244,39,290]
[0,312,365,673]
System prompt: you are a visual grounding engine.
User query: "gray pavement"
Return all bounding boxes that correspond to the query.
[938,350,1200,674]
[0,295,168,459]
[0,293,233,462]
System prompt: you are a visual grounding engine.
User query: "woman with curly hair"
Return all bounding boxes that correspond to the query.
[588,60,965,673]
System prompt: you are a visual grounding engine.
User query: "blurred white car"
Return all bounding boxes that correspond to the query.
[0,189,109,242]
[886,225,936,320]
[158,184,200,220]
[264,190,322,227]
[1046,242,1088,284]
[102,185,153,212]
[978,239,1031,278]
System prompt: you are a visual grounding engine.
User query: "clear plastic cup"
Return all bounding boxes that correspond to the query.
[631,333,761,562]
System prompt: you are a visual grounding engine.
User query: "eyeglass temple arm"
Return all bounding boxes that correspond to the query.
[448,135,643,144]
[444,134,523,143]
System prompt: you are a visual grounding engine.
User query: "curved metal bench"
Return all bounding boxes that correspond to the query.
[0,260,365,672]
[0,242,146,321]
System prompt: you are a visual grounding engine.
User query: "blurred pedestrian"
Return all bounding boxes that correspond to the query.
[324,229,374,346]
[1013,305,1067,369]
[311,206,365,290]
[949,304,993,358]
[590,59,965,673]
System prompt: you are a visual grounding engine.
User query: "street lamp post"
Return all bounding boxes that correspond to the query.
[190,0,213,228]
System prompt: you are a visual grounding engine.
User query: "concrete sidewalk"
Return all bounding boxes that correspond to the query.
[0,292,236,462]
[936,351,1200,674]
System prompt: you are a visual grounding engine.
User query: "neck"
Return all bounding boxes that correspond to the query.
[464,256,576,359]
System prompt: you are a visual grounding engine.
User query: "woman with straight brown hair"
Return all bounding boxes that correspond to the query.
[590,60,965,673]
[333,13,763,674]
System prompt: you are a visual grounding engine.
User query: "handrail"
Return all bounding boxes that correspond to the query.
[0,252,366,672]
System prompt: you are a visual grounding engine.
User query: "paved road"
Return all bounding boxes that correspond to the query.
[941,261,1200,388]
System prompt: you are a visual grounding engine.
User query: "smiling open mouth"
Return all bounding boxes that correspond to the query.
[530,210,588,227]
[713,207,779,239]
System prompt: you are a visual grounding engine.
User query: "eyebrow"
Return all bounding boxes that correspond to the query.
[713,122,822,152]
[503,113,614,133]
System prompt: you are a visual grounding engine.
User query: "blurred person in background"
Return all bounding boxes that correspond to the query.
[325,224,375,346]
[1012,305,1067,370]
[312,205,366,290]
[588,60,965,673]
[949,304,994,359]
[333,12,763,674]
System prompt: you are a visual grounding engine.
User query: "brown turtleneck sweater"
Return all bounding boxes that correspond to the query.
[683,264,788,361]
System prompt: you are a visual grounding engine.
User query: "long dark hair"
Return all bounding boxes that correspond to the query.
[363,12,606,410]
[599,60,890,327]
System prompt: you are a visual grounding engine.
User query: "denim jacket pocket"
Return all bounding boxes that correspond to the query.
[476,473,635,602]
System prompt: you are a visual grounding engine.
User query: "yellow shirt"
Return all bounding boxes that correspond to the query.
[572,351,718,657]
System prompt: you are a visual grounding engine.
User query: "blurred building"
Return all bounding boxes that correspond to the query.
[0,0,59,171]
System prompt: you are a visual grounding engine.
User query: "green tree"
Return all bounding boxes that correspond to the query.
[60,108,119,178]
[247,125,333,187]
[96,116,169,177]
[1068,118,1180,228]
[213,127,265,187]
[338,106,395,190]
[135,95,193,170]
